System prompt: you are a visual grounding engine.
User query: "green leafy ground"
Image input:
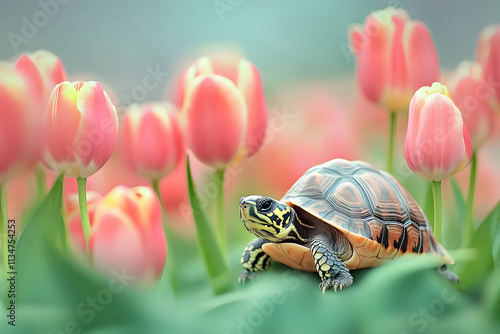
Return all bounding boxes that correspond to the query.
[1,176,499,334]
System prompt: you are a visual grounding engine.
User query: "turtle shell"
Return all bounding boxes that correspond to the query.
[262,159,454,272]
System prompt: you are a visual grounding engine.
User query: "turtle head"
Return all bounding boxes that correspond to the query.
[239,195,297,242]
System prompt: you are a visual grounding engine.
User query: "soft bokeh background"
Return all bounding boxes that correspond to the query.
[1,1,500,333]
[2,0,500,95]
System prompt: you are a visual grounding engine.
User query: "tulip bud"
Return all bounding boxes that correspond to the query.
[0,63,40,184]
[448,61,495,150]
[182,74,247,169]
[15,50,67,105]
[405,82,472,181]
[43,81,118,178]
[180,56,267,164]
[475,24,500,113]
[349,7,439,112]
[122,102,184,181]
[89,186,166,283]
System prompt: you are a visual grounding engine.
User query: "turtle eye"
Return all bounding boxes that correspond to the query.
[260,200,273,212]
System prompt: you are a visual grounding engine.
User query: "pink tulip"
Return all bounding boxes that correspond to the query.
[15,50,67,105]
[122,102,185,181]
[405,82,472,181]
[448,61,496,150]
[0,63,40,184]
[475,24,500,113]
[180,57,267,163]
[89,186,166,283]
[349,7,439,112]
[43,81,118,178]
[182,74,247,169]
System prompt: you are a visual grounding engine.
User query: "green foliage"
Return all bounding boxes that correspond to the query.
[457,202,500,287]
[186,156,232,294]
[2,175,499,334]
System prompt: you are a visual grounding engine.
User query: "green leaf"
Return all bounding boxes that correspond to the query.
[458,201,500,286]
[15,173,66,306]
[186,156,231,294]
[484,266,500,319]
[492,205,500,268]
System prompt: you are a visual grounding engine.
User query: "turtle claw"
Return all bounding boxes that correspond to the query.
[318,273,353,293]
[238,270,260,284]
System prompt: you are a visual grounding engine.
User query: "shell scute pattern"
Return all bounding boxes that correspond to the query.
[281,159,452,266]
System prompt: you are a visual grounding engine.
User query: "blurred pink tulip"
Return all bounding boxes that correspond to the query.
[405,82,472,181]
[349,7,439,112]
[15,49,67,105]
[122,102,185,181]
[235,82,360,197]
[448,61,496,150]
[475,24,500,113]
[89,186,166,283]
[180,57,267,163]
[43,81,118,178]
[0,63,40,184]
[182,74,247,169]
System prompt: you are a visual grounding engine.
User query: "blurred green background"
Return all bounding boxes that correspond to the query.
[1,1,500,334]
[2,0,500,97]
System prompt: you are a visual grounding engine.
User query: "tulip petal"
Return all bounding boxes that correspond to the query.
[237,59,267,158]
[351,7,439,112]
[91,209,147,282]
[356,14,390,106]
[405,91,471,181]
[123,102,184,180]
[0,76,26,179]
[449,61,496,149]
[74,81,118,177]
[15,55,45,103]
[183,75,247,169]
[45,82,81,166]
[406,22,440,92]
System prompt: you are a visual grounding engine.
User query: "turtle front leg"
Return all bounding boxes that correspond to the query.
[239,238,271,284]
[310,238,353,293]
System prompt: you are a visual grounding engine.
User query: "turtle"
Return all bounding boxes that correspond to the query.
[238,158,457,293]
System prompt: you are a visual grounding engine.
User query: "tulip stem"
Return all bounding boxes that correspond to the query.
[462,152,477,247]
[77,177,91,254]
[386,111,396,174]
[152,179,180,295]
[152,179,167,234]
[215,169,227,261]
[35,165,47,201]
[432,181,442,242]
